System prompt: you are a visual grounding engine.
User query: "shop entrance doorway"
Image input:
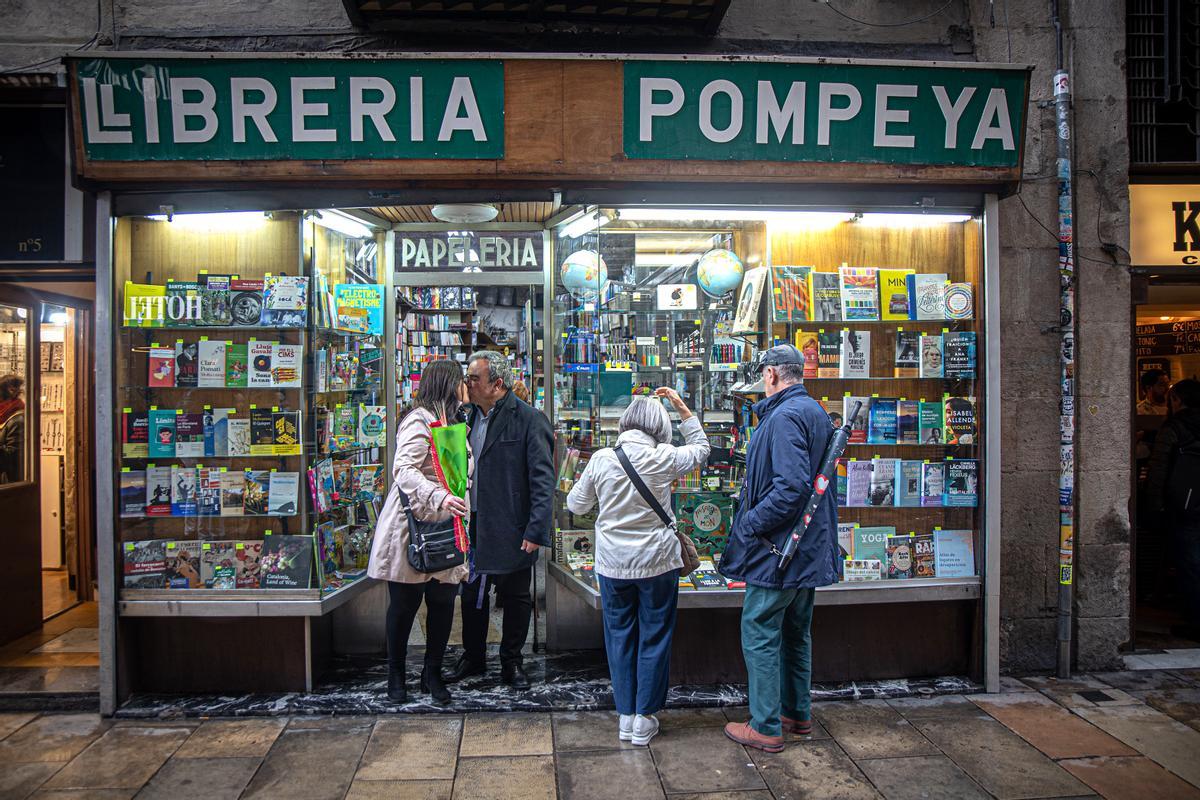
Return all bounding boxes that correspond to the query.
[1132,275,1200,653]
[0,285,42,645]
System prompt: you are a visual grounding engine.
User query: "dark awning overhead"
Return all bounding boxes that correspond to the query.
[342,0,732,35]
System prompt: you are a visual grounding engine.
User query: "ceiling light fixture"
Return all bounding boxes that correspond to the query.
[431,203,499,224]
[561,210,616,240]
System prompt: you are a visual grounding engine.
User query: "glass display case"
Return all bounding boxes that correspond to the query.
[548,208,986,597]
[113,210,386,608]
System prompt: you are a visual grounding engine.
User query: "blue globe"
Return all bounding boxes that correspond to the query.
[696,249,745,298]
[560,250,609,300]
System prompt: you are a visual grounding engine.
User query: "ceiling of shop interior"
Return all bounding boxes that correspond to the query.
[370,201,561,224]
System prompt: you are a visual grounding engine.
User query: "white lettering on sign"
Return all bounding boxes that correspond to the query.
[291,77,337,143]
[399,235,541,269]
[698,79,743,143]
[932,85,975,148]
[81,78,133,144]
[409,76,424,142]
[170,77,219,143]
[438,77,487,141]
[873,84,917,148]
[129,294,202,324]
[971,87,1015,150]
[639,78,685,141]
[756,80,805,145]
[350,76,396,142]
[141,77,160,144]
[817,82,862,146]
[231,77,279,143]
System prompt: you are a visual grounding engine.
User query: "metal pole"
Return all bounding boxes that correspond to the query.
[1052,0,1077,680]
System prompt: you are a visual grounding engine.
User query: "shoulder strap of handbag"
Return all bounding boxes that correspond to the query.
[614,445,674,529]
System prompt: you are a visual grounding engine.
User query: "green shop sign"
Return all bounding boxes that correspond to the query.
[623,60,1029,167]
[73,58,504,161]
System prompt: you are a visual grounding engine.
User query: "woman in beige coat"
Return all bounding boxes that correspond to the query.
[368,359,471,705]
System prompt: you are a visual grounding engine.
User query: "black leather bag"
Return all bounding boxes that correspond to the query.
[399,487,466,573]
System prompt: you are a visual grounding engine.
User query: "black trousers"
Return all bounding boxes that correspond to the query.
[460,566,534,667]
[386,579,457,673]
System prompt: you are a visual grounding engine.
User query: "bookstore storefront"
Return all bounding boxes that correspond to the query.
[69,54,1028,714]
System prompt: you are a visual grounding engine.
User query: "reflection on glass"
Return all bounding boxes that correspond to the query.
[0,304,30,485]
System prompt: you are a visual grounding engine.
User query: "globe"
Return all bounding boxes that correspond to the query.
[560,250,609,300]
[696,248,745,298]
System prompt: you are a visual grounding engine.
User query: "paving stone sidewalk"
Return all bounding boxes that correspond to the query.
[2,670,1199,800]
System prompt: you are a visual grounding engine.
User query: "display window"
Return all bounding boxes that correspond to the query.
[113,210,387,601]
[548,207,986,597]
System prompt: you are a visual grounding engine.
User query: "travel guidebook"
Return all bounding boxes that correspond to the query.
[934,529,975,577]
[201,541,238,589]
[838,266,879,321]
[119,470,146,518]
[259,534,313,588]
[267,471,300,516]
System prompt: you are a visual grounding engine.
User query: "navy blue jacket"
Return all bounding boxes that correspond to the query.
[719,383,840,590]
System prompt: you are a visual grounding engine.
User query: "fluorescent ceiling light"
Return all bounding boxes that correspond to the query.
[617,208,852,223]
[314,209,375,239]
[857,213,973,226]
[144,211,271,230]
[561,210,615,239]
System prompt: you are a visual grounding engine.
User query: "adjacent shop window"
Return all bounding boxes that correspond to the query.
[550,208,985,589]
[114,210,386,595]
[0,303,30,485]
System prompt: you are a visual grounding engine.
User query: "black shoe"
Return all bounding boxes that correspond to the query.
[443,656,487,683]
[421,665,452,706]
[386,668,407,703]
[501,662,530,689]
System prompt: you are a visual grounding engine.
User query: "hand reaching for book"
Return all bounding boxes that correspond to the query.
[654,387,693,420]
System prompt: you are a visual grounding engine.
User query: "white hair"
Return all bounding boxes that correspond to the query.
[619,396,672,444]
[468,350,514,389]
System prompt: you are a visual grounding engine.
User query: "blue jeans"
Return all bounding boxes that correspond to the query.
[741,584,816,738]
[598,569,680,716]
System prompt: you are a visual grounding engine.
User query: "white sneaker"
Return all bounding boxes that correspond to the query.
[631,714,660,746]
[618,714,634,741]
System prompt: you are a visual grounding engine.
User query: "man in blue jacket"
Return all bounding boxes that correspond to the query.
[720,344,839,752]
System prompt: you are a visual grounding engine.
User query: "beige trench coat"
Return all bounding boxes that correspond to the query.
[367,406,471,585]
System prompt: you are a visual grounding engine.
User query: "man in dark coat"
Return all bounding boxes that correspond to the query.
[447,351,554,688]
[720,344,838,752]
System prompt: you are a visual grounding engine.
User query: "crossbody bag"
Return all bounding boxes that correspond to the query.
[613,445,701,577]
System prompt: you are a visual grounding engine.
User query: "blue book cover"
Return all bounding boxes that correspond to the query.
[895,460,922,507]
[334,284,384,335]
[213,409,231,458]
[934,529,975,577]
[148,409,176,459]
[944,460,979,507]
[203,409,216,458]
[170,465,198,516]
[867,398,898,445]
[943,331,977,379]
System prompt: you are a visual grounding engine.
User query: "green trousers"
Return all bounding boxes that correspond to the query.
[740,584,816,738]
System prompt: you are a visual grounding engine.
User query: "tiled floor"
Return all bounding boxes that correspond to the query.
[41,569,77,620]
[4,669,1200,799]
[0,602,99,697]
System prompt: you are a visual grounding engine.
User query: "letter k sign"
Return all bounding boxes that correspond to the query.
[1173,201,1200,252]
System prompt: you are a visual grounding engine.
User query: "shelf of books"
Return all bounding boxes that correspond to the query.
[114,212,388,617]
[549,213,986,607]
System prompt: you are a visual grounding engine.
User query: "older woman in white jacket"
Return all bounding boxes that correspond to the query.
[566,388,710,746]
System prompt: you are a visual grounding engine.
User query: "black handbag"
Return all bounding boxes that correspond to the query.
[399,487,466,573]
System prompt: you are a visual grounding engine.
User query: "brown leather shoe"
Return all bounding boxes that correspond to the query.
[781,715,813,735]
[723,721,785,753]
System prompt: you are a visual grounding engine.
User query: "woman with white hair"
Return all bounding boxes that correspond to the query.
[566,387,710,745]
